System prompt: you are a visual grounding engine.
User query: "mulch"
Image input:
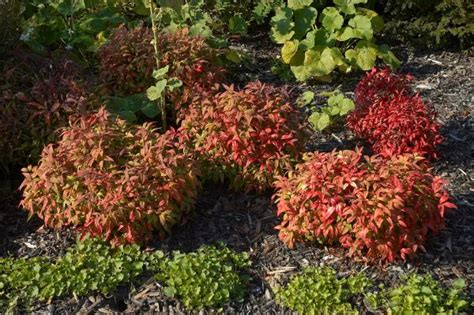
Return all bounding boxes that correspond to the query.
[0,40,472,314]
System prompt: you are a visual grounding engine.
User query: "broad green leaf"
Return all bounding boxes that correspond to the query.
[282,40,299,63]
[271,7,295,44]
[153,65,170,80]
[339,98,355,115]
[378,44,401,69]
[346,42,377,71]
[117,111,137,123]
[300,29,317,49]
[141,102,160,118]
[321,7,344,32]
[357,8,384,32]
[296,91,315,106]
[166,78,183,92]
[313,29,335,46]
[189,21,212,38]
[334,0,367,15]
[336,27,355,41]
[293,7,318,40]
[163,286,177,297]
[348,15,373,40]
[229,15,248,35]
[146,79,167,101]
[288,0,313,10]
[55,0,86,16]
[309,112,331,130]
[306,46,337,77]
[225,50,242,63]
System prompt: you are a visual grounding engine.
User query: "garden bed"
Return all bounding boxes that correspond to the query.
[1,41,472,313]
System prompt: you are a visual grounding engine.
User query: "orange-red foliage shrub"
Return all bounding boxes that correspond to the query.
[274,148,455,263]
[20,108,200,245]
[97,25,224,116]
[0,54,92,171]
[347,68,443,158]
[180,81,309,192]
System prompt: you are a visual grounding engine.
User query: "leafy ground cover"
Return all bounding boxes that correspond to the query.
[0,0,473,313]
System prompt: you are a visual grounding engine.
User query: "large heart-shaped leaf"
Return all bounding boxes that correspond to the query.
[282,40,299,63]
[321,7,344,32]
[348,15,373,40]
[288,0,313,10]
[146,79,167,101]
[271,7,295,44]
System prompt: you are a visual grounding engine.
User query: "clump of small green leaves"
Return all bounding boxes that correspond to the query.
[271,0,400,81]
[155,245,251,310]
[0,237,164,312]
[275,267,372,314]
[297,90,355,131]
[378,274,469,314]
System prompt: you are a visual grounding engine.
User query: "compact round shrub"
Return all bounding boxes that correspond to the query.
[97,25,224,115]
[0,53,92,173]
[348,68,443,158]
[155,245,251,310]
[180,81,309,192]
[276,267,371,314]
[20,108,200,245]
[274,149,455,263]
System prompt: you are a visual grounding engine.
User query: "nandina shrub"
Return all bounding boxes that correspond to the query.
[20,108,200,245]
[347,93,443,158]
[97,24,224,115]
[0,53,92,173]
[354,67,414,106]
[274,149,455,263]
[348,68,443,158]
[180,81,309,192]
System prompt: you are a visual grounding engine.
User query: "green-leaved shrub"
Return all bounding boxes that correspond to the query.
[155,245,251,310]
[271,0,400,81]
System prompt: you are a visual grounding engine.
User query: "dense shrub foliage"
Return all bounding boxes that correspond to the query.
[97,25,224,116]
[378,0,474,48]
[0,53,92,173]
[276,267,371,314]
[274,149,455,263]
[155,245,251,310]
[348,68,443,158]
[0,237,165,312]
[180,81,309,192]
[271,0,400,81]
[20,108,200,245]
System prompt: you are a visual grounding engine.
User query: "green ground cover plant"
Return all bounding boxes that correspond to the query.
[275,266,372,314]
[0,237,165,312]
[155,245,251,310]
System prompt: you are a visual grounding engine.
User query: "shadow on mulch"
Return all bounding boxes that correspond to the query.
[438,117,474,169]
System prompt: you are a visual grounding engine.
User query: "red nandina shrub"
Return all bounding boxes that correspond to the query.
[180,81,309,192]
[0,53,92,172]
[347,93,443,158]
[274,149,455,263]
[97,25,224,115]
[348,68,442,158]
[354,67,414,106]
[20,108,200,245]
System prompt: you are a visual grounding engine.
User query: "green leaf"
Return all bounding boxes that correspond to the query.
[271,7,295,44]
[288,0,313,10]
[357,8,384,33]
[166,78,182,92]
[152,65,170,80]
[309,112,331,130]
[452,279,466,290]
[336,27,355,41]
[146,79,167,101]
[141,102,160,119]
[228,15,248,35]
[339,98,355,115]
[293,7,318,40]
[333,0,367,15]
[281,40,299,64]
[321,7,344,32]
[225,50,242,64]
[296,91,315,106]
[378,44,401,69]
[117,111,137,123]
[163,286,177,297]
[306,46,337,77]
[348,15,373,40]
[55,0,86,16]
